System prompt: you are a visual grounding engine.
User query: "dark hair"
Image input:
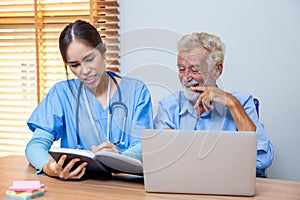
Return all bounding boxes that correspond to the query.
[59,20,106,79]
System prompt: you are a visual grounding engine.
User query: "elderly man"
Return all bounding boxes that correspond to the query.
[153,32,273,177]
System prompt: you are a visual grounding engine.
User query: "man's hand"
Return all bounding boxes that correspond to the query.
[191,86,228,114]
[191,85,256,131]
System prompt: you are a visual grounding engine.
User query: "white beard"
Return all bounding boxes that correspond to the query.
[183,87,199,102]
[181,79,203,102]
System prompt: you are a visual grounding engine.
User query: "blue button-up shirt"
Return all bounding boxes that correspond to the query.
[154,91,273,170]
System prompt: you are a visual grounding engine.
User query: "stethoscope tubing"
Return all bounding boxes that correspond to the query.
[75,71,128,149]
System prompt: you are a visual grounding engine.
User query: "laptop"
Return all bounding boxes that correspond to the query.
[141,129,257,196]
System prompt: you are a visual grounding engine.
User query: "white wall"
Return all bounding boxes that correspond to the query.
[119,0,300,181]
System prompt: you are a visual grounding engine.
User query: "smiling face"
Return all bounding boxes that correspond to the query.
[66,40,106,93]
[177,47,219,102]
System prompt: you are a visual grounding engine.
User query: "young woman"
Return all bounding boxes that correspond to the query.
[25,20,153,180]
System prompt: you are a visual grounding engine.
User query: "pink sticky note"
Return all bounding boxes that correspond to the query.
[8,181,44,193]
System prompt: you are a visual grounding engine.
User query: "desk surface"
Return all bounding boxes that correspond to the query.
[1,155,300,200]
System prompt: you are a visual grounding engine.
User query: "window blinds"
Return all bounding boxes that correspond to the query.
[0,0,120,156]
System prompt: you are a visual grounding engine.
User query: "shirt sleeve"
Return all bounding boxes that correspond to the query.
[122,83,153,161]
[256,144,274,170]
[27,82,67,140]
[242,95,274,170]
[25,128,54,174]
[131,84,153,131]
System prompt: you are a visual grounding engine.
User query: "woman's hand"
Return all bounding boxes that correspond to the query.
[92,142,119,154]
[42,155,88,180]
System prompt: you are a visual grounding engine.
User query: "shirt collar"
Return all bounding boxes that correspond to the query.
[179,92,198,117]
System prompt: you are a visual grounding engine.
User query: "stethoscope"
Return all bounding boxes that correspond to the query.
[76,71,128,149]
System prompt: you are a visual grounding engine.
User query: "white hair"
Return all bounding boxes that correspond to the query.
[177,32,225,70]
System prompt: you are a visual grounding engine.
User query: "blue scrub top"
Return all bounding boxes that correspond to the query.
[27,74,153,155]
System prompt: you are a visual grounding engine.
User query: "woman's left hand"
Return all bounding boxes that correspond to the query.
[92,142,119,154]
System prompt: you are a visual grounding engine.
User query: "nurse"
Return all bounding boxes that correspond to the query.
[25,20,153,180]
